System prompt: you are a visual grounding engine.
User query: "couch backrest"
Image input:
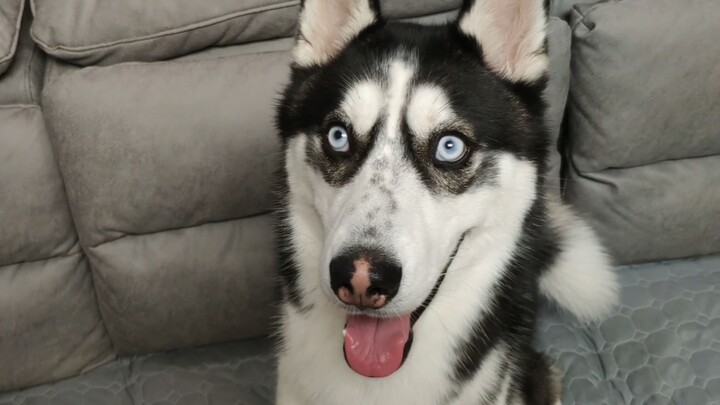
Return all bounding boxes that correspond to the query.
[561,0,720,264]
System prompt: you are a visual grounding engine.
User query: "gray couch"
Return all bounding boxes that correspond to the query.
[0,0,718,403]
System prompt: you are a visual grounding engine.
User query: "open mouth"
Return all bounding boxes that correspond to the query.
[342,235,466,378]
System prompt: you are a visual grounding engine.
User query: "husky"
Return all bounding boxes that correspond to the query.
[273,0,619,403]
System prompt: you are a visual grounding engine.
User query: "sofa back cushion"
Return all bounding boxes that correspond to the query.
[564,0,720,264]
[30,0,465,66]
[0,0,24,75]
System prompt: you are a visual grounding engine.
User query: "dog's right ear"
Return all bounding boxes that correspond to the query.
[456,0,548,83]
[293,0,381,67]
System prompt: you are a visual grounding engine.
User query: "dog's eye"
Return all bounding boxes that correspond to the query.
[327,125,350,153]
[435,135,467,163]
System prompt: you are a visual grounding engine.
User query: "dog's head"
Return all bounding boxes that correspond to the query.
[277,0,550,377]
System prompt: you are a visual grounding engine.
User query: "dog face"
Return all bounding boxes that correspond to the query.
[277,0,549,319]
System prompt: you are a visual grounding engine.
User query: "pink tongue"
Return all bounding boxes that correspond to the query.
[343,314,411,378]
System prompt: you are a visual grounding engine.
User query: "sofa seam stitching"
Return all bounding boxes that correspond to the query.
[30,0,300,55]
[0,246,83,268]
[87,211,271,250]
[0,103,40,110]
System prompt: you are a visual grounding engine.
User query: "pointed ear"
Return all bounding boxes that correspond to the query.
[457,0,548,83]
[293,0,380,67]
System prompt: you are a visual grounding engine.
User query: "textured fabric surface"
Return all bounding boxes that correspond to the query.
[0,339,276,405]
[566,155,720,264]
[0,10,44,105]
[0,252,114,391]
[564,0,720,264]
[568,0,720,172]
[0,0,24,75]
[41,51,290,247]
[0,105,115,391]
[86,215,279,355]
[0,107,75,265]
[30,0,300,65]
[537,255,720,404]
[2,256,718,403]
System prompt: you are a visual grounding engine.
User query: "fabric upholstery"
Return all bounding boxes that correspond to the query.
[86,215,279,355]
[29,0,300,65]
[0,339,276,405]
[41,51,290,248]
[41,50,290,354]
[0,0,24,76]
[566,155,720,264]
[0,10,44,105]
[568,0,720,173]
[0,253,115,392]
[2,255,718,404]
[0,106,114,391]
[0,14,114,390]
[564,0,720,264]
[536,254,720,404]
[0,107,76,265]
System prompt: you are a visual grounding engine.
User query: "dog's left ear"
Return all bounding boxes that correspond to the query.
[457,0,548,83]
[293,0,381,67]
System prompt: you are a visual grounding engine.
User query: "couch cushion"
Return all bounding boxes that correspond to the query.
[86,215,278,355]
[0,0,24,76]
[30,0,300,65]
[566,155,720,264]
[41,48,289,354]
[0,106,115,391]
[0,107,76,265]
[564,0,720,264]
[42,51,290,247]
[0,253,115,392]
[568,0,720,173]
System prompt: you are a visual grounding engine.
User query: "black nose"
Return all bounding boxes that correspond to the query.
[329,248,402,309]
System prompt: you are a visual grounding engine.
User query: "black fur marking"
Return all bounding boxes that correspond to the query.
[273,166,307,310]
[452,197,561,386]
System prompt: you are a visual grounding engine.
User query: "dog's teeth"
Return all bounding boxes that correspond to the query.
[342,329,347,337]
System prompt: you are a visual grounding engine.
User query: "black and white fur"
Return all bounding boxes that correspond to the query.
[273,0,619,403]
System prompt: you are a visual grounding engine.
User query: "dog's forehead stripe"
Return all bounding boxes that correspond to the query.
[384,61,415,141]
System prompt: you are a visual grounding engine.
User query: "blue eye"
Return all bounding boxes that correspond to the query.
[435,135,467,163]
[327,125,350,153]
